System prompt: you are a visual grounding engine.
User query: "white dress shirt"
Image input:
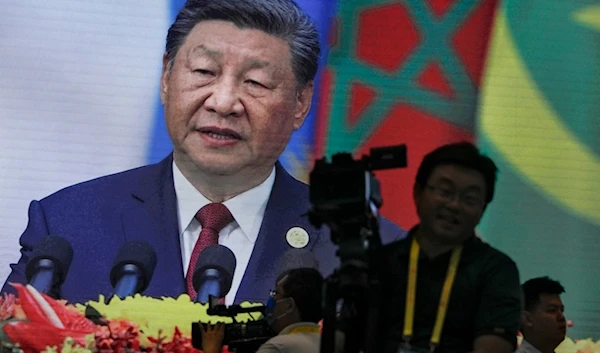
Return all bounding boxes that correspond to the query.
[515,339,545,353]
[172,161,275,305]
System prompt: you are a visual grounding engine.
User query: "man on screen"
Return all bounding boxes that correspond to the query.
[377,142,522,353]
[1,0,405,304]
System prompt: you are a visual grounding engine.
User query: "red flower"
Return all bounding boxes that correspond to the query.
[0,292,17,321]
[3,321,91,353]
[1,284,96,352]
[147,326,201,353]
[93,319,141,353]
[146,326,233,353]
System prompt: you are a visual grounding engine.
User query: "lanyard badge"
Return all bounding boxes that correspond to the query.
[402,237,463,353]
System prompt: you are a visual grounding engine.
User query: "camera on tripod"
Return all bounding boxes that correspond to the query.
[309,144,407,259]
[308,144,407,353]
[191,297,276,353]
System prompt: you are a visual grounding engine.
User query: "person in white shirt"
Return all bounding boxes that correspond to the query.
[516,277,567,353]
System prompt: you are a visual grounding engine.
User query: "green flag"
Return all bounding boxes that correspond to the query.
[477,0,600,339]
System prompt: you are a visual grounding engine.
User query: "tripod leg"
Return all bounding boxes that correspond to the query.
[341,299,363,353]
[320,276,339,353]
[363,279,381,353]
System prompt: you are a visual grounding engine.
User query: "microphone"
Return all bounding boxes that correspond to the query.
[110,241,157,299]
[192,245,236,303]
[275,248,319,283]
[25,235,74,295]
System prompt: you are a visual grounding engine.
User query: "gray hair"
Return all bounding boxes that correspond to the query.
[165,0,320,88]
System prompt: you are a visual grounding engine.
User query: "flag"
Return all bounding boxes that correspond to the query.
[477,0,600,338]
[314,0,499,228]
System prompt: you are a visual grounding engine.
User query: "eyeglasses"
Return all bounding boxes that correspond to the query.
[425,184,484,208]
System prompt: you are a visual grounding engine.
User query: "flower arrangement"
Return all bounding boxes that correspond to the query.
[0,284,263,353]
[1,285,598,353]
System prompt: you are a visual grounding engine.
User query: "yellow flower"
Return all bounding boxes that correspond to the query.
[40,335,94,353]
[75,294,263,340]
[556,338,600,353]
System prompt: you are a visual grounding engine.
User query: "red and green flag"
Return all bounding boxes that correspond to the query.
[314,0,499,228]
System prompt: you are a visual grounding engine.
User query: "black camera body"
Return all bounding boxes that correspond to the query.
[191,300,275,353]
[191,320,274,353]
[308,144,408,353]
[309,144,407,260]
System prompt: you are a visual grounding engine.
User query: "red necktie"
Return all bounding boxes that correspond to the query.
[186,203,234,300]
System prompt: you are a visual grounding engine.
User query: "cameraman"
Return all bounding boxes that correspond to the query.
[201,268,324,353]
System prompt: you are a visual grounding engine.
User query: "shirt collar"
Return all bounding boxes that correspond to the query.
[278,322,321,335]
[398,225,480,251]
[518,339,544,353]
[172,161,276,243]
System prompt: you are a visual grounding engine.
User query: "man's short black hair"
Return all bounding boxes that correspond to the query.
[281,268,324,323]
[165,0,320,88]
[415,141,498,205]
[522,276,565,311]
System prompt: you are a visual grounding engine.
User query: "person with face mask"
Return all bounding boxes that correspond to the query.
[260,267,323,352]
[201,267,323,353]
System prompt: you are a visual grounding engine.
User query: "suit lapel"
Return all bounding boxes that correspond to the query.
[117,158,321,302]
[235,163,323,303]
[120,154,185,298]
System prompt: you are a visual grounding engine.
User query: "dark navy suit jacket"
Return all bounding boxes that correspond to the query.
[1,155,406,304]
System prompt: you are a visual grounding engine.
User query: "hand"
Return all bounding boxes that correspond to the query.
[200,322,226,353]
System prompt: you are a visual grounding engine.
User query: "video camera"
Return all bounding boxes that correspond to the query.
[308,144,407,353]
[191,297,275,353]
[309,144,407,259]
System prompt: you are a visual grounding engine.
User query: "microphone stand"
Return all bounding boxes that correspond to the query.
[29,259,56,295]
[113,264,142,299]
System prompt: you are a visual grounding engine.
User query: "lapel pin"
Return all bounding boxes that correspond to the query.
[286,227,309,249]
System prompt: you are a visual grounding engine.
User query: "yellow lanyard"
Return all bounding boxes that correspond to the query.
[287,325,321,335]
[403,237,463,352]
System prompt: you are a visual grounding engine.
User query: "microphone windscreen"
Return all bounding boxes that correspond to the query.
[110,241,157,292]
[275,249,319,283]
[25,235,74,284]
[192,245,236,295]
